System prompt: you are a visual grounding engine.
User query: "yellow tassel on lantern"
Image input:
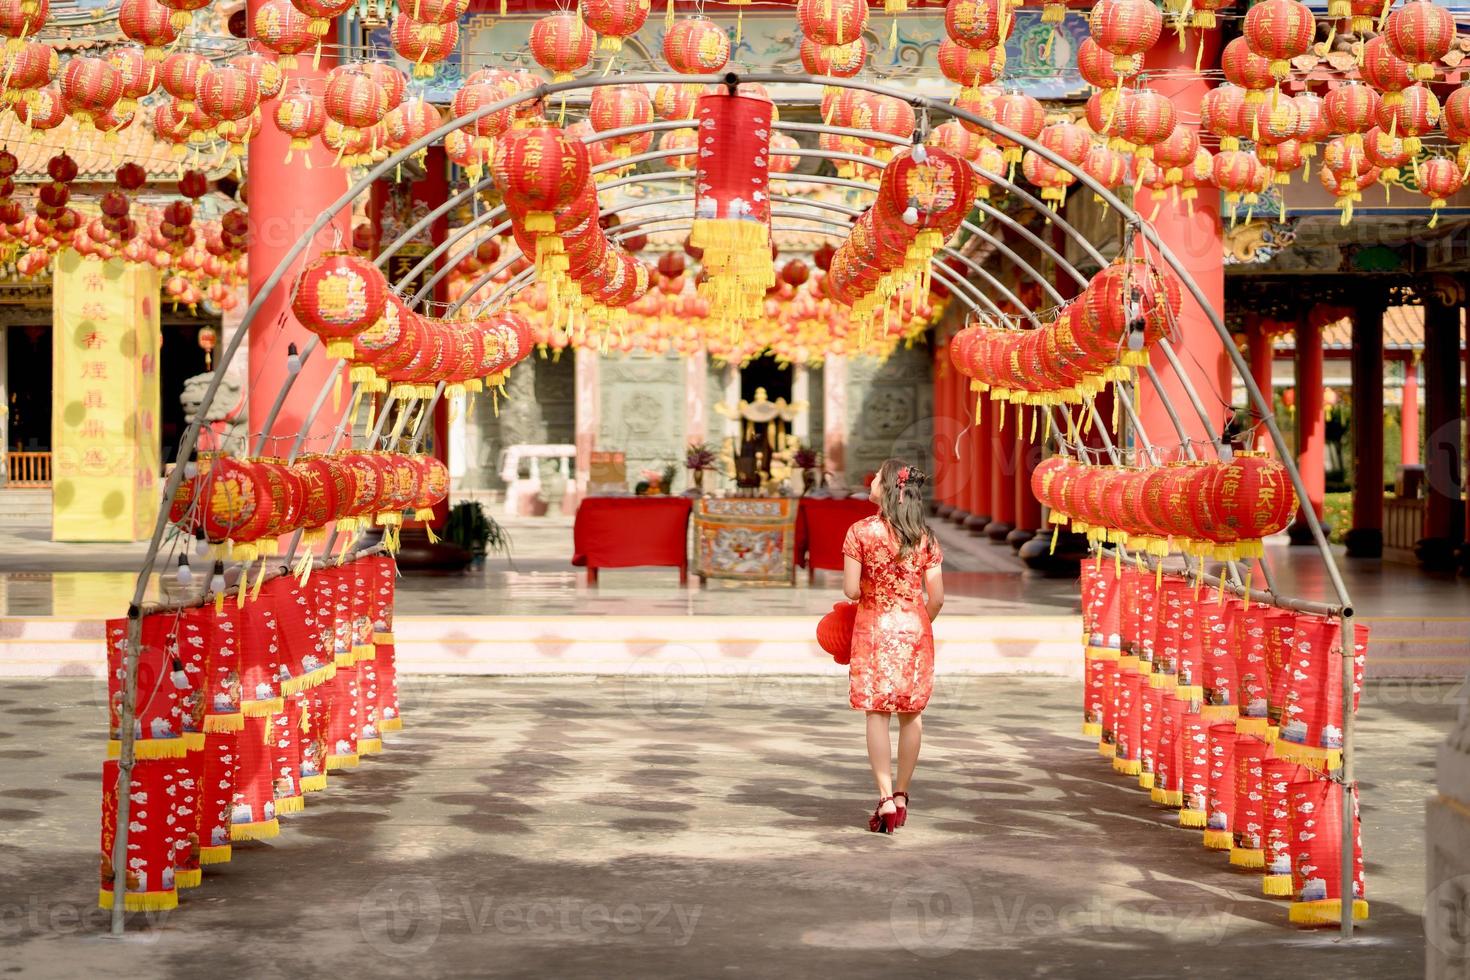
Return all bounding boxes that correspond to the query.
[99,888,178,913]
[1289,899,1369,925]
[230,817,280,841]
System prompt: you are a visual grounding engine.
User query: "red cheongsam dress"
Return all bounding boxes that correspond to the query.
[841,515,943,712]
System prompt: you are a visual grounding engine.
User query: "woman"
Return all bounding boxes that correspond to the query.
[841,458,945,834]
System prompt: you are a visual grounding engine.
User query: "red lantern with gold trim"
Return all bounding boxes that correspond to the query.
[530,11,594,81]
[1418,156,1462,227]
[1089,0,1162,73]
[391,13,458,78]
[1385,0,1455,81]
[60,56,123,129]
[1243,0,1315,81]
[664,16,730,74]
[252,0,314,70]
[199,66,259,137]
[291,252,389,359]
[944,0,1010,52]
[799,0,867,48]
[578,0,649,52]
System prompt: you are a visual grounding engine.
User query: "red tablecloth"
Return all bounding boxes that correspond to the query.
[572,497,693,574]
[796,497,879,570]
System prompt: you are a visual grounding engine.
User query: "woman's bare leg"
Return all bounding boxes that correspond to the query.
[896,711,923,797]
[865,710,895,809]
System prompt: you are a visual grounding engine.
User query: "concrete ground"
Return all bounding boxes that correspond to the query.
[0,675,1460,978]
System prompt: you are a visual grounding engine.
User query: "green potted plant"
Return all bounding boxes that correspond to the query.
[443,501,513,564]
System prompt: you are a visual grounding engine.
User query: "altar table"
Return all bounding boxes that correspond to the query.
[571,496,693,584]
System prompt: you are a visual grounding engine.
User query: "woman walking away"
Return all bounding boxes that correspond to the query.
[841,458,945,834]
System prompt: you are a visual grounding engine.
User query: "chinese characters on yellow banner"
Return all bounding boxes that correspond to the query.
[51,250,161,541]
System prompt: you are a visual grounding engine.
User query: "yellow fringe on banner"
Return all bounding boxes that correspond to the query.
[107,737,190,760]
[175,868,202,890]
[352,643,376,662]
[99,888,177,913]
[1179,808,1207,828]
[199,844,232,865]
[1137,772,1155,790]
[274,794,305,815]
[1082,721,1101,737]
[204,708,244,731]
[183,732,205,751]
[230,818,280,841]
[1098,741,1116,758]
[299,773,327,793]
[1151,787,1183,807]
[1271,742,1343,772]
[357,736,383,755]
[242,697,284,718]
[1229,847,1265,869]
[1199,703,1239,722]
[1203,829,1234,850]
[1235,717,1271,737]
[373,631,396,644]
[1288,899,1369,926]
[325,753,360,771]
[1112,755,1141,776]
[380,716,403,732]
[1262,874,1293,897]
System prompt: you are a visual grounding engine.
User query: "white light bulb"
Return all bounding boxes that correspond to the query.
[912,143,928,164]
[177,556,193,586]
[286,343,302,375]
[1127,329,1145,352]
[209,561,225,595]
[902,206,919,226]
[195,537,210,558]
[184,461,198,479]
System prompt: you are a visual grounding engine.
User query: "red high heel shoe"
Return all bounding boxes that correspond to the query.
[893,791,909,828]
[868,796,898,834]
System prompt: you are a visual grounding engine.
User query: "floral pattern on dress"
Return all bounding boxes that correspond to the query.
[842,515,943,713]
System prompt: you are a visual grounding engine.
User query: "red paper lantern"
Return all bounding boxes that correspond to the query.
[1418,156,1463,225]
[1222,36,1276,103]
[3,40,56,98]
[1324,83,1381,147]
[291,251,389,358]
[323,65,388,140]
[816,600,857,663]
[799,0,867,48]
[1361,34,1414,107]
[578,0,649,52]
[106,44,155,116]
[988,91,1045,164]
[0,0,47,44]
[60,55,123,128]
[530,11,594,81]
[154,0,208,32]
[100,759,180,911]
[689,90,774,323]
[1203,721,1238,848]
[158,50,209,114]
[1287,775,1367,925]
[1078,35,1138,87]
[274,91,325,163]
[1198,450,1297,558]
[1385,0,1455,80]
[938,37,1002,93]
[494,125,590,232]
[291,0,353,39]
[589,84,654,158]
[1243,0,1316,80]
[944,0,1010,52]
[1089,0,1162,73]
[664,16,729,74]
[799,36,866,76]
[391,13,459,78]
[251,0,314,70]
[1378,82,1440,156]
[1262,757,1306,893]
[199,66,260,136]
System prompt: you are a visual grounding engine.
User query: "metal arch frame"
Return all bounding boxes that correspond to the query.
[112,72,1359,939]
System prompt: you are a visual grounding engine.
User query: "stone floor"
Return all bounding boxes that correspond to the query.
[0,676,1460,978]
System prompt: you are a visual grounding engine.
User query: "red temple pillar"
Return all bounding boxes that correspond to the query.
[1139,29,1230,450]
[1402,353,1420,468]
[1346,296,1386,558]
[949,378,973,525]
[246,3,349,453]
[963,392,993,531]
[1288,309,1327,542]
[984,404,1016,541]
[1010,424,1041,548]
[933,340,957,518]
[1419,292,1464,570]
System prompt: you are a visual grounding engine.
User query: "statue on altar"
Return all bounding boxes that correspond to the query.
[714,387,807,495]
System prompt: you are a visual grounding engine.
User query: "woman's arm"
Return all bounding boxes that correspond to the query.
[843,555,862,601]
[923,564,944,622]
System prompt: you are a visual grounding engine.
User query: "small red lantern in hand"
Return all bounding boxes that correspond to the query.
[817,600,858,665]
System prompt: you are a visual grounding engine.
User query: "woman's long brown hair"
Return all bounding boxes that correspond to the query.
[876,458,932,558]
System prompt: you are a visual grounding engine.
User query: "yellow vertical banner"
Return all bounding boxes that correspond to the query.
[51,250,162,541]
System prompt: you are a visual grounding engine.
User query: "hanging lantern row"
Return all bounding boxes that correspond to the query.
[290,250,535,409]
[1076,563,1368,926]
[825,141,974,333]
[168,449,449,572]
[1031,453,1297,562]
[99,554,401,911]
[948,257,1181,410]
[482,122,652,330]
